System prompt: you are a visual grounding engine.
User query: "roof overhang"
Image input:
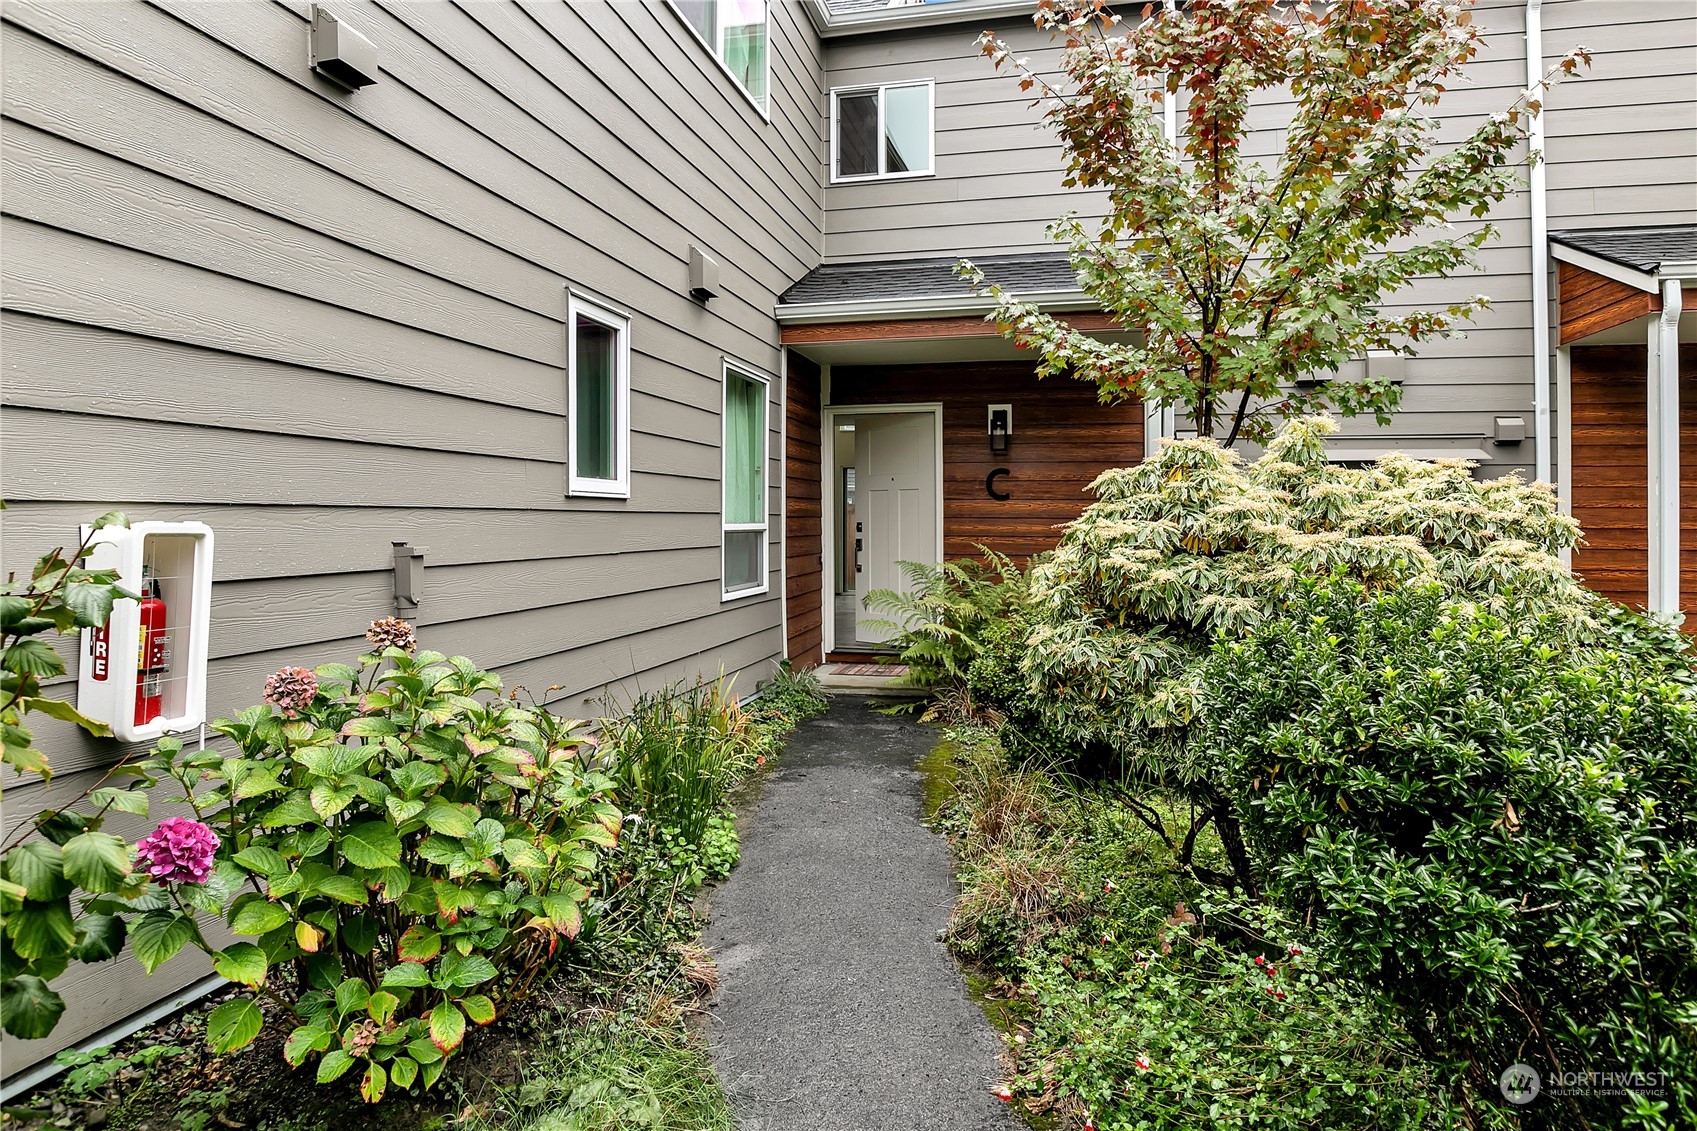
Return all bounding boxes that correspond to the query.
[775,290,1095,325]
[1548,234,1697,291]
[802,0,1035,38]
[1548,243,1658,292]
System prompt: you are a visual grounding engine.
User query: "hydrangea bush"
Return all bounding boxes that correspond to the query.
[1,511,147,1041]
[132,818,219,886]
[128,626,622,1102]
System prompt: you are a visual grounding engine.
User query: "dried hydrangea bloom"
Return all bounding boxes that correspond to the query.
[134,817,220,886]
[263,665,319,718]
[365,617,417,653]
[345,1018,381,1058]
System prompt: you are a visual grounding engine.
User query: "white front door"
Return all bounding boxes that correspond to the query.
[853,412,938,644]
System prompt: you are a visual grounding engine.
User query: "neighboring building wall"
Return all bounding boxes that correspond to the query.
[828,361,1143,561]
[0,0,823,1076]
[1542,1,1697,230]
[819,1,1697,484]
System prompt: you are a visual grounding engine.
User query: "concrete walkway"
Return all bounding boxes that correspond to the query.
[704,697,1020,1131]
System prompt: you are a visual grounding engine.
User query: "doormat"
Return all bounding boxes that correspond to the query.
[833,663,908,677]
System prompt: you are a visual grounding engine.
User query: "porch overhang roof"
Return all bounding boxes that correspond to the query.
[775,251,1095,326]
[1551,225,1697,344]
[1549,225,1697,292]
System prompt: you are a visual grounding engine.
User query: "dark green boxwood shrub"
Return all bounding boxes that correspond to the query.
[1202,583,1697,1128]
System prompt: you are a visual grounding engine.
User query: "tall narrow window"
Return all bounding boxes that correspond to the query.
[831,82,934,182]
[567,294,630,498]
[722,364,769,598]
[669,0,768,111]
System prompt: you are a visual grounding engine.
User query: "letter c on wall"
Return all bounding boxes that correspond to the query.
[985,468,1011,501]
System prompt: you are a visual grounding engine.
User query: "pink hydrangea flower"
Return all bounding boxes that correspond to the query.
[263,666,319,718]
[134,818,220,886]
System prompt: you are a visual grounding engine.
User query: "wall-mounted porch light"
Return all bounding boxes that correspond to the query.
[988,404,1012,455]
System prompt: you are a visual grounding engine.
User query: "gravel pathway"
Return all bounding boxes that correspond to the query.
[703,697,1020,1131]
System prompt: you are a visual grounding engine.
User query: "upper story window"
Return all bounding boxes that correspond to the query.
[567,292,631,499]
[831,81,934,182]
[670,1,768,112]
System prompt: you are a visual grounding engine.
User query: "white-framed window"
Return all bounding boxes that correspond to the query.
[721,361,770,600]
[668,0,769,114]
[566,292,631,499]
[831,81,935,182]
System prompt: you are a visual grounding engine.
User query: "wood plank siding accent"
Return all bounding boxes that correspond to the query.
[785,351,824,668]
[828,362,1143,560]
[1557,261,1697,344]
[1558,261,1657,343]
[1567,345,1697,619]
[0,0,824,1074]
[779,310,1120,345]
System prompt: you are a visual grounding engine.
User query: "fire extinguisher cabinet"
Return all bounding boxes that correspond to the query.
[77,521,214,743]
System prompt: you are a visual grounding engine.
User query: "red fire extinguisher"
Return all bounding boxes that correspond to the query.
[134,572,168,727]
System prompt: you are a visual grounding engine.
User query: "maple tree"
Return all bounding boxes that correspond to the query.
[962,0,1588,446]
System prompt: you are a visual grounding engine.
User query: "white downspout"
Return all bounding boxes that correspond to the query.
[1527,0,1553,486]
[1145,0,1181,458]
[1649,279,1682,614]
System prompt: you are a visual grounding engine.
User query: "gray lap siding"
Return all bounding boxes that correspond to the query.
[0,0,822,1074]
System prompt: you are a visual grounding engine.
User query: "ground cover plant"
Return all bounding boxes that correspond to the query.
[9,660,827,1130]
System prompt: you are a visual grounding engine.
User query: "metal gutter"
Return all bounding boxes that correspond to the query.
[805,0,1037,38]
[1527,0,1552,485]
[1649,278,1683,614]
[774,289,1096,324]
[1147,0,1179,456]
